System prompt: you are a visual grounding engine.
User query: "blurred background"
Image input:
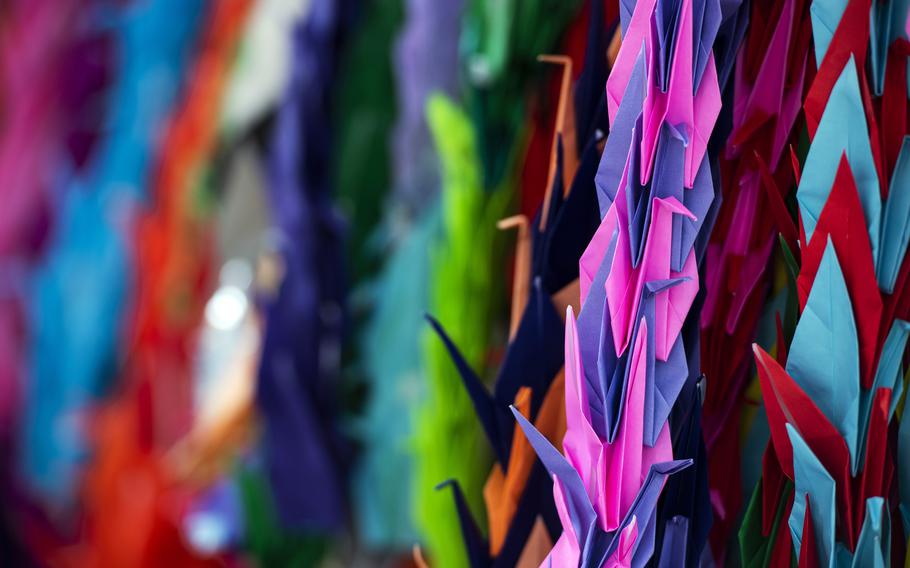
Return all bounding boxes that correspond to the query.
[0,0,604,565]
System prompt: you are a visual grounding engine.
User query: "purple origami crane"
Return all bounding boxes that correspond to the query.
[515,0,731,565]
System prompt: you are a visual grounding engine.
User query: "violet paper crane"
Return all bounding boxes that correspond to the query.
[256,0,352,531]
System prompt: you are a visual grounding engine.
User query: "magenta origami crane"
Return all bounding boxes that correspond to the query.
[514,0,745,565]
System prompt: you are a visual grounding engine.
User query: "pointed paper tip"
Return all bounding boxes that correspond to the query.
[659,458,694,474]
[789,144,801,185]
[497,214,528,231]
[435,478,456,492]
[509,404,538,441]
[755,149,799,246]
[645,277,688,294]
[425,313,510,464]
[660,196,697,221]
